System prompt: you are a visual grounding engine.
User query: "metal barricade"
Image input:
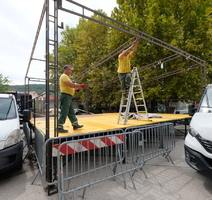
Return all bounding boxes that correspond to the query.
[43,123,175,199]
[43,129,124,192]
[56,133,129,200]
[125,123,175,177]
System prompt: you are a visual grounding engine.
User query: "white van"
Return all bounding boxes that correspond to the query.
[185,84,212,176]
[0,93,23,172]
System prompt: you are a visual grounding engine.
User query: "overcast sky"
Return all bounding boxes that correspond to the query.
[0,0,117,85]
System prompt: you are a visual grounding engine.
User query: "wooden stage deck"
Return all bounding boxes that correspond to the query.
[33,113,191,138]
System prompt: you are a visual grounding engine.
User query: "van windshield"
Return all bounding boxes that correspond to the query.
[199,87,212,113]
[0,98,17,119]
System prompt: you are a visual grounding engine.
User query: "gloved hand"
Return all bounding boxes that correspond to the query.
[75,88,80,92]
[80,84,86,88]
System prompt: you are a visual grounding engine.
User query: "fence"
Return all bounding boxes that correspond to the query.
[125,123,175,164]
[43,129,124,194]
[43,122,175,199]
[57,133,128,200]
[125,123,175,179]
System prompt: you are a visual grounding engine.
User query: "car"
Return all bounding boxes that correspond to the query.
[185,84,212,177]
[0,93,23,172]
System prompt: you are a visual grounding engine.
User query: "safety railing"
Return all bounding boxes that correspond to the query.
[125,123,175,164]
[57,133,128,200]
[125,123,175,179]
[50,122,175,199]
[43,129,124,193]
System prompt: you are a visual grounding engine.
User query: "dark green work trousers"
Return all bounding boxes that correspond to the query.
[118,72,131,92]
[58,93,77,129]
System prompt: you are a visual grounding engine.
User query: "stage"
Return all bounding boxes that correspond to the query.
[32,113,191,138]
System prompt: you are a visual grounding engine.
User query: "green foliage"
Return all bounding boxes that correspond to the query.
[111,0,212,102]
[74,12,120,107]
[59,26,78,67]
[0,73,11,92]
[55,10,121,110]
[49,26,78,84]
[55,1,212,109]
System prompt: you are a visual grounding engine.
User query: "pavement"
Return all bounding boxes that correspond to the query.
[0,126,212,200]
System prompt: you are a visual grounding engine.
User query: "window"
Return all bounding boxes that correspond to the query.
[199,88,212,113]
[0,98,17,119]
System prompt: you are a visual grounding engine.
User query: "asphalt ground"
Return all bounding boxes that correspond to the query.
[0,126,212,200]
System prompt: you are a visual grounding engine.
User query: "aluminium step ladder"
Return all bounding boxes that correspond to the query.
[117,67,149,124]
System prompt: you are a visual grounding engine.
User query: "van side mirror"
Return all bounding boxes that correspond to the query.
[188,104,197,116]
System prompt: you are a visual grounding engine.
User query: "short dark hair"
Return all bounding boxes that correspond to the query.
[63,65,71,70]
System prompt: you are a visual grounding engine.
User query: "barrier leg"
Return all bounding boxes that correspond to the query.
[112,163,117,181]
[31,170,40,185]
[139,163,147,178]
[128,171,136,190]
[118,148,127,189]
[73,191,77,200]
[131,158,147,179]
[82,187,86,199]
[163,151,174,164]
[111,144,122,181]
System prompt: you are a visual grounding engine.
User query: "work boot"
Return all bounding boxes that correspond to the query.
[72,123,83,130]
[58,128,68,133]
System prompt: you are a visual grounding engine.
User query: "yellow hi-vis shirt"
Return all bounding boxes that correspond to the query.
[117,53,133,73]
[60,74,75,96]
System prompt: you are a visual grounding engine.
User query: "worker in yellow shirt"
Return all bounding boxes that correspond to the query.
[117,38,139,97]
[58,65,86,133]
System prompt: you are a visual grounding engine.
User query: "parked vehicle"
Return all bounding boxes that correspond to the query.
[0,93,23,172]
[185,84,212,176]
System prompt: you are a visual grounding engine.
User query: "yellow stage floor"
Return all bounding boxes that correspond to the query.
[33,113,191,138]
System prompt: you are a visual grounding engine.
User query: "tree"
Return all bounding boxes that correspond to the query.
[58,26,78,67]
[0,73,11,92]
[49,26,78,83]
[56,1,212,111]
[72,10,121,110]
[112,0,212,102]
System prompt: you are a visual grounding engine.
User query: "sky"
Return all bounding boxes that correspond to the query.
[0,0,118,85]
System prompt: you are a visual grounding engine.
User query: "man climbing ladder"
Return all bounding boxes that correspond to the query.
[117,67,149,125]
[117,38,139,98]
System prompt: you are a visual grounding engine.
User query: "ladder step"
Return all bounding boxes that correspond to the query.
[49,14,55,18]
[49,65,56,68]
[49,20,54,23]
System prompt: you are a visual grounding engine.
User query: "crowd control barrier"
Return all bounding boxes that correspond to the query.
[43,129,124,194]
[48,122,175,199]
[125,123,175,177]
